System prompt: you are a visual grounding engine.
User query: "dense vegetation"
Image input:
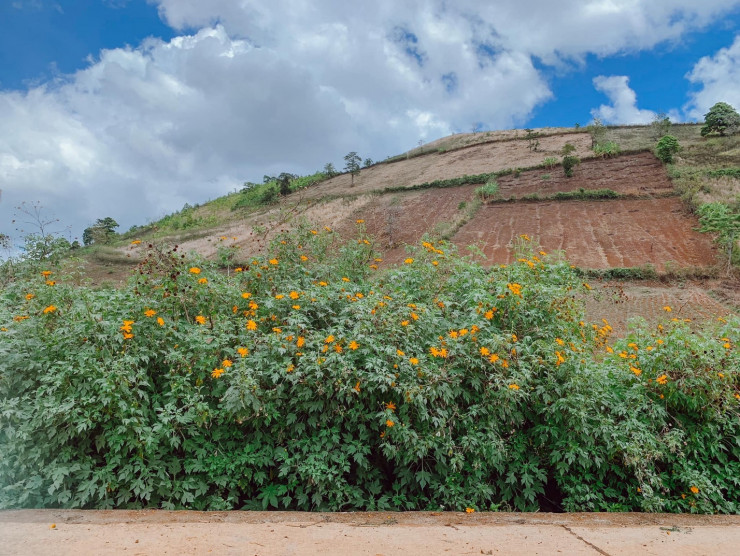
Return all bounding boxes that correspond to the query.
[1,225,738,513]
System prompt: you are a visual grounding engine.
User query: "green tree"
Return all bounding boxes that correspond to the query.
[363,158,373,168]
[701,102,740,137]
[323,163,337,177]
[651,112,672,139]
[276,173,297,196]
[587,118,607,148]
[82,217,119,246]
[344,151,361,186]
[655,135,680,163]
[561,143,579,177]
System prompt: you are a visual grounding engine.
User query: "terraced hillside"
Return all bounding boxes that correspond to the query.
[86,124,739,334]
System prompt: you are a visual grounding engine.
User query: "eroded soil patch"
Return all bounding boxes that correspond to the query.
[452,197,718,271]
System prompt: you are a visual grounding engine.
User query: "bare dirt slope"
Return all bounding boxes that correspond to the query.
[300,132,593,198]
[452,197,717,271]
[3,510,740,556]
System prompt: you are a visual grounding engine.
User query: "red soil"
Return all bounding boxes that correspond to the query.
[496,151,674,198]
[451,197,718,271]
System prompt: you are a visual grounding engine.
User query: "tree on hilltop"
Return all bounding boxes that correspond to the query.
[701,102,740,137]
[344,152,361,186]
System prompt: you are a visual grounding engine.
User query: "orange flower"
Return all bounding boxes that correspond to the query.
[247,320,257,330]
[211,368,225,379]
[465,507,475,513]
[404,258,414,264]
[354,381,361,392]
[195,315,207,325]
[157,317,165,327]
[663,306,672,312]
[386,419,395,427]
[43,305,57,314]
[237,347,249,357]
[507,283,522,297]
[144,309,156,317]
[385,402,396,411]
[401,320,409,327]
[189,267,201,274]
[488,354,499,363]
[690,486,699,494]
[409,357,419,365]
[300,255,308,261]
[41,270,52,277]
[296,336,305,348]
[349,340,359,350]
[241,292,252,299]
[629,365,642,377]
[25,293,35,300]
[508,384,520,390]
[222,359,233,367]
[484,310,495,320]
[480,347,490,357]
[269,258,278,265]
[325,334,335,344]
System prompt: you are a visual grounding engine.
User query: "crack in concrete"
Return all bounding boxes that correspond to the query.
[562,525,612,556]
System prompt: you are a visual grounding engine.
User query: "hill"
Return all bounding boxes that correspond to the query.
[83,123,739,334]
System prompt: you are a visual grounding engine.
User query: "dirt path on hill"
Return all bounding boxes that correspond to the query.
[2,510,740,555]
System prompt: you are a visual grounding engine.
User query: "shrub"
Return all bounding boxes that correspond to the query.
[1,229,739,513]
[475,180,500,201]
[562,155,579,177]
[655,135,680,163]
[593,141,621,158]
[542,157,558,169]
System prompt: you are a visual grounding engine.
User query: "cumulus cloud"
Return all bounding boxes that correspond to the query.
[590,75,656,124]
[685,34,740,120]
[3,0,740,241]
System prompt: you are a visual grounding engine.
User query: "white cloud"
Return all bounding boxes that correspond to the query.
[591,75,656,124]
[685,34,740,120]
[3,0,740,242]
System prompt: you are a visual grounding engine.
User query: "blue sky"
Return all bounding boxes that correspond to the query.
[1,0,740,244]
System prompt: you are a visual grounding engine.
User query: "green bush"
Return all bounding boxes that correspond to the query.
[562,155,579,177]
[475,180,500,201]
[1,228,739,512]
[593,141,621,158]
[656,135,680,163]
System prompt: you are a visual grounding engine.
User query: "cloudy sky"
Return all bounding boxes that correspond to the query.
[1,0,740,245]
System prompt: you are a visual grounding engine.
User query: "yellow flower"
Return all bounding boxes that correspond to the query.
[46,280,56,286]
[122,332,134,340]
[690,486,699,494]
[41,270,52,277]
[189,267,201,274]
[325,334,335,344]
[480,347,490,357]
[484,310,494,320]
[222,359,233,367]
[269,258,278,265]
[449,330,458,339]
[247,320,257,330]
[349,340,359,350]
[397,349,405,357]
[195,315,207,324]
[211,368,225,379]
[409,357,419,365]
[237,347,249,357]
[656,374,668,385]
[519,234,530,241]
[300,255,308,261]
[286,364,295,373]
[356,219,365,224]
[507,283,522,297]
[275,294,285,299]
[13,315,29,322]
[410,312,419,321]
[583,283,592,290]
[157,317,165,326]
[465,507,475,513]
[297,336,306,347]
[289,291,300,300]
[131,240,141,245]
[555,351,565,366]
[334,344,343,353]
[292,305,301,310]
[144,309,156,318]
[404,258,414,264]
[511,334,517,342]
[272,327,282,334]
[629,365,642,377]
[508,384,520,390]
[663,306,672,312]
[401,320,409,327]
[488,353,499,363]
[354,381,361,392]
[43,305,57,314]
[25,293,35,300]
[241,292,252,299]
